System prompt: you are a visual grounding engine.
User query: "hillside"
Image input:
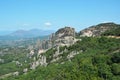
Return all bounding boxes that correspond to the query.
[0,22,120,80]
[102,27,120,36]
[79,22,120,37]
[3,37,120,80]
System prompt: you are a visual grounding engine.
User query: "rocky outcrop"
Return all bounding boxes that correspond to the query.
[79,22,120,37]
[55,27,75,38]
[29,27,80,69]
[15,61,22,67]
[50,27,77,47]
[30,55,47,69]
[13,71,19,76]
[23,68,28,74]
[67,50,83,61]
[34,27,77,50]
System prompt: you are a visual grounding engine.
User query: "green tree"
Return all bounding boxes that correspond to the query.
[111,63,120,75]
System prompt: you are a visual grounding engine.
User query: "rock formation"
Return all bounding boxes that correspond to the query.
[29,26,80,69]
[13,71,19,76]
[50,27,76,47]
[35,27,77,50]
[79,22,120,37]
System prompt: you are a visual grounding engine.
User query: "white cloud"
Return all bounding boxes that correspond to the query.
[22,24,30,26]
[44,22,52,26]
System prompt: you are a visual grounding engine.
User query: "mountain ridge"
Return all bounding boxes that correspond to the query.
[79,22,120,37]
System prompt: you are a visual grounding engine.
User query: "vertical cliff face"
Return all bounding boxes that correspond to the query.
[29,27,77,70]
[55,27,75,38]
[50,27,76,47]
[34,27,76,50]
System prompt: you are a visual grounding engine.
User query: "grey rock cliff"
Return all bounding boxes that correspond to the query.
[50,27,76,47]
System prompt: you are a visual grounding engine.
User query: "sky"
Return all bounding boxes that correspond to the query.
[0,0,120,32]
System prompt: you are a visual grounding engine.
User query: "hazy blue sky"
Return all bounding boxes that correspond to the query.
[0,0,120,31]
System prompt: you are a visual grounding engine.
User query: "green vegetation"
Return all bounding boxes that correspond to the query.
[1,23,120,80]
[3,37,120,80]
[102,26,120,36]
[0,47,30,76]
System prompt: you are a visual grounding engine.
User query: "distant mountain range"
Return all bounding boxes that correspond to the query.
[10,29,55,37]
[0,29,55,40]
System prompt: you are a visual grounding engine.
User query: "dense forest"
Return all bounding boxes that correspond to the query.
[2,36,120,80]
